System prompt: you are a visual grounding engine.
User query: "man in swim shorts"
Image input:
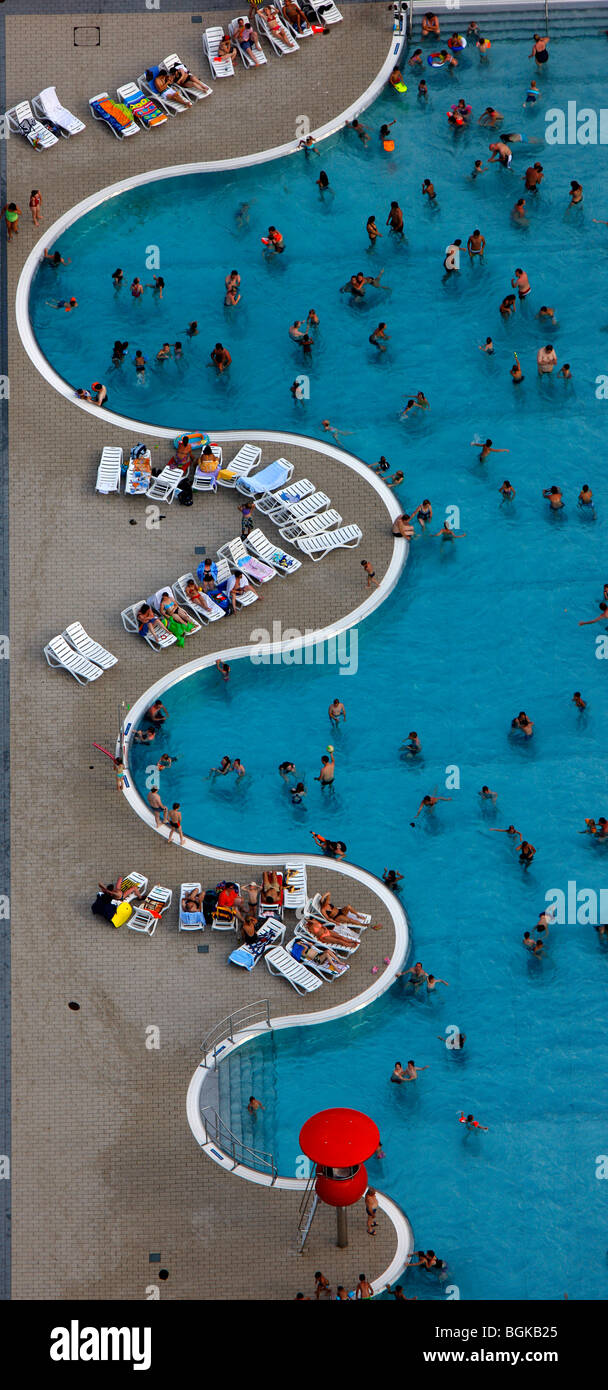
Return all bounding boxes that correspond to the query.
[487,141,512,168]
[512,266,531,298]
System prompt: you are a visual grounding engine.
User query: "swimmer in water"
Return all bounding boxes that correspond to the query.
[579,818,597,836]
[386,201,404,236]
[418,80,428,101]
[397,961,427,984]
[499,480,516,502]
[235,201,255,227]
[387,470,405,488]
[558,363,572,379]
[490,825,522,843]
[479,337,494,354]
[401,731,421,757]
[538,305,557,325]
[369,322,390,351]
[340,270,386,298]
[512,197,528,225]
[479,785,498,802]
[470,436,509,464]
[322,419,355,441]
[225,270,241,306]
[487,140,512,167]
[519,841,536,867]
[524,162,544,191]
[523,932,544,955]
[500,294,516,317]
[510,356,524,384]
[187,321,198,337]
[523,80,539,105]
[467,229,486,259]
[434,520,466,541]
[529,33,550,67]
[537,344,557,374]
[413,793,452,819]
[578,601,608,626]
[426,975,449,992]
[402,1060,429,1082]
[443,240,462,274]
[422,179,438,204]
[512,267,531,298]
[366,214,382,246]
[471,160,485,179]
[346,118,370,145]
[459,1113,489,1131]
[412,499,433,531]
[542,484,564,509]
[578,484,594,511]
[512,711,534,736]
[408,49,423,68]
[572,691,587,711]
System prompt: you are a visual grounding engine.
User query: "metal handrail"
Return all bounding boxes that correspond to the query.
[297,1168,317,1226]
[297,1170,319,1251]
[202,1106,278,1183]
[407,0,413,41]
[545,0,549,31]
[201,999,272,1065]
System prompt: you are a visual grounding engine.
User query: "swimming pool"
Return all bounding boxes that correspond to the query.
[37,34,608,1298]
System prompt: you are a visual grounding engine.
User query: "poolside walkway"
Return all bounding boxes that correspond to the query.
[5,5,408,1299]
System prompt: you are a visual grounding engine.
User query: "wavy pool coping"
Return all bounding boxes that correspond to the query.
[15,19,406,436]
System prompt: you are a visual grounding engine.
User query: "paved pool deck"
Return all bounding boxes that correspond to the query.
[3,3,409,1299]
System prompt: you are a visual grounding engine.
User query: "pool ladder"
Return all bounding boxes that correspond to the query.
[297,1169,319,1253]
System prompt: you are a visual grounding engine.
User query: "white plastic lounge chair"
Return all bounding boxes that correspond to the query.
[236,458,293,498]
[271,488,330,524]
[173,574,225,624]
[161,53,213,98]
[254,478,315,516]
[138,71,191,115]
[116,82,167,129]
[217,537,276,584]
[89,92,139,138]
[128,884,172,937]
[307,891,370,929]
[255,8,300,55]
[121,602,177,651]
[63,622,118,671]
[6,100,59,148]
[280,508,342,541]
[179,882,205,932]
[283,862,307,910]
[265,945,323,994]
[284,938,349,980]
[229,18,268,67]
[203,27,235,78]
[276,2,314,38]
[211,905,238,932]
[216,443,261,488]
[43,634,103,685]
[121,872,148,900]
[149,586,202,636]
[125,445,151,495]
[193,446,222,491]
[146,466,183,503]
[310,0,343,23]
[296,524,363,560]
[214,556,258,606]
[32,86,86,136]
[247,528,301,575]
[229,919,284,970]
[95,446,123,495]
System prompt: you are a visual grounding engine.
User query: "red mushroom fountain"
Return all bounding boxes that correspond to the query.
[299,1107,380,1248]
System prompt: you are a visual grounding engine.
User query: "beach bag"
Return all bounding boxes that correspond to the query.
[177,478,193,506]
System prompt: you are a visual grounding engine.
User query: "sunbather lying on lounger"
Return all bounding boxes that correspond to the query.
[235,19,265,62]
[167,62,209,92]
[145,67,190,106]
[182,888,203,913]
[262,870,282,903]
[157,591,194,629]
[218,33,238,61]
[303,919,358,950]
[98,877,144,903]
[291,940,347,972]
[319,893,371,926]
[225,572,258,611]
[261,5,298,47]
[184,579,219,615]
[283,1,309,34]
[137,604,167,641]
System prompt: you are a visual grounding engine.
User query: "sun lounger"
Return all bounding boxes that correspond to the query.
[296,524,363,560]
[63,622,118,670]
[228,18,268,67]
[116,82,167,128]
[95,445,123,495]
[214,556,258,606]
[32,86,86,136]
[280,508,342,540]
[246,528,301,575]
[265,945,323,994]
[161,53,213,98]
[276,2,314,37]
[89,92,139,138]
[271,489,330,524]
[179,882,205,932]
[125,445,151,495]
[283,862,307,910]
[217,536,276,584]
[254,478,315,516]
[146,466,183,503]
[121,872,148,900]
[173,574,225,624]
[229,919,284,969]
[216,443,261,488]
[128,884,172,937]
[138,70,191,115]
[193,446,223,492]
[259,874,284,917]
[307,891,370,929]
[43,634,103,685]
[211,905,238,932]
[284,938,349,979]
[203,27,236,78]
[310,0,343,22]
[236,458,293,498]
[6,100,59,148]
[121,602,177,650]
[255,8,300,55]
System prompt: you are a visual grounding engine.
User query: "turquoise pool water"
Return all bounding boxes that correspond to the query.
[37,36,608,1298]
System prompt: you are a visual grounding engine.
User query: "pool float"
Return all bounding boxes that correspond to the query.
[447,35,467,51]
[392,82,408,93]
[172,432,209,450]
[428,53,448,67]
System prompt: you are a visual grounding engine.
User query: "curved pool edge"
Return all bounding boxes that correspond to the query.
[15,19,407,436]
